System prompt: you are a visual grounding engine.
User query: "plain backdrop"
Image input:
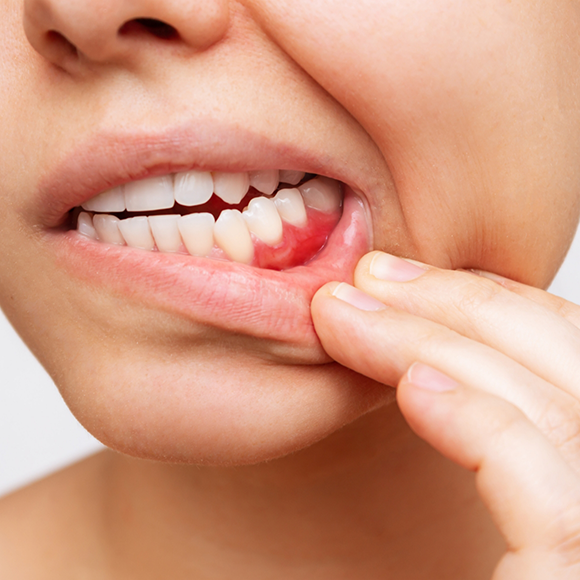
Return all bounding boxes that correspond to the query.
[1,232,580,497]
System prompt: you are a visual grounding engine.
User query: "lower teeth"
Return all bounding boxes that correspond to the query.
[76,177,343,269]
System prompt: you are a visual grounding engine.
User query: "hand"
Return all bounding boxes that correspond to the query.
[311,251,580,579]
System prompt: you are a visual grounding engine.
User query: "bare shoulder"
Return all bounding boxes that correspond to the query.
[0,451,111,580]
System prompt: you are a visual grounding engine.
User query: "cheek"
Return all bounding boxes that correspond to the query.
[253,0,580,284]
[253,0,527,155]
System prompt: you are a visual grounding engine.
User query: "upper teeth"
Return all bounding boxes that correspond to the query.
[174,171,213,206]
[78,170,343,265]
[81,169,309,213]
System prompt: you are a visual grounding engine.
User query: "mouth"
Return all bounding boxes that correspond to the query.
[74,169,343,270]
[41,126,372,356]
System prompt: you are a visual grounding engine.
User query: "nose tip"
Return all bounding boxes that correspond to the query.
[23,0,230,70]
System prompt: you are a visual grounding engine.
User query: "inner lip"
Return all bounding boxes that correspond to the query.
[73,169,345,271]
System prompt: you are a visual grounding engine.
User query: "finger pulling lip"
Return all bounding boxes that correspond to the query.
[49,191,369,349]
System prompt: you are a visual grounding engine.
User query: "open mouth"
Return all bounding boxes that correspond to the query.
[75,169,343,270]
[42,126,372,350]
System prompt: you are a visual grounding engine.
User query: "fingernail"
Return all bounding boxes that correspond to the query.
[406,362,458,392]
[332,283,386,311]
[370,253,426,282]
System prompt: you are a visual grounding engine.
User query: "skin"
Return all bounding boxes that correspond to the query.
[0,0,580,578]
[312,258,580,578]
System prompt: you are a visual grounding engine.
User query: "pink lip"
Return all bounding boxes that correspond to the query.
[37,122,372,350]
[34,120,372,228]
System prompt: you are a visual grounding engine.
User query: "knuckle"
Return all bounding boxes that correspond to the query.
[451,275,504,316]
[535,398,580,465]
[422,272,505,327]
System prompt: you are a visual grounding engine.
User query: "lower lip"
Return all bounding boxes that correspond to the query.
[48,188,370,347]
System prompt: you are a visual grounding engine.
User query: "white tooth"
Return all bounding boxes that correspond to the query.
[214,209,254,264]
[273,188,307,227]
[298,177,342,213]
[249,170,279,196]
[93,214,125,245]
[242,197,283,246]
[174,170,214,207]
[77,212,97,240]
[212,172,250,205]
[149,215,182,253]
[124,176,174,212]
[81,186,125,212]
[178,213,215,257]
[118,216,155,250]
[279,170,305,185]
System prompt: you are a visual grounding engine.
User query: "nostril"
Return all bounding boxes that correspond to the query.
[46,30,78,59]
[119,18,179,41]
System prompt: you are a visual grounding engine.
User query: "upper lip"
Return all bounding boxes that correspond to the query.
[34,118,375,229]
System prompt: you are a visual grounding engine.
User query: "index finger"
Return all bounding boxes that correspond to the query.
[471,269,580,330]
[352,252,580,401]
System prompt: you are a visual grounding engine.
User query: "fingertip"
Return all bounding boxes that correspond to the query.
[310,282,340,330]
[353,251,389,285]
[311,281,342,304]
[405,362,459,393]
[396,364,463,456]
[311,282,387,345]
[354,251,431,292]
[353,250,382,277]
[397,364,459,418]
[330,282,386,311]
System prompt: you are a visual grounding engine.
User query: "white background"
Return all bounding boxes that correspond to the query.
[1,233,580,496]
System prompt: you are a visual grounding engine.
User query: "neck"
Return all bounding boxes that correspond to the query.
[98,403,503,579]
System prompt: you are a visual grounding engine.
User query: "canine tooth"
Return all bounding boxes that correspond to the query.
[77,212,97,239]
[298,177,342,213]
[93,214,125,245]
[149,215,182,253]
[178,213,215,257]
[214,209,254,264]
[273,188,307,227]
[242,197,283,246]
[118,216,155,250]
[174,170,214,207]
[249,170,279,196]
[124,176,174,212]
[213,172,250,205]
[279,170,305,185]
[81,186,126,212]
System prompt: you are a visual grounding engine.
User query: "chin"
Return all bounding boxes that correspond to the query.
[58,344,392,466]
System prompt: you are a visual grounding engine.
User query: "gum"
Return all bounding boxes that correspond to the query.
[251,207,341,270]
